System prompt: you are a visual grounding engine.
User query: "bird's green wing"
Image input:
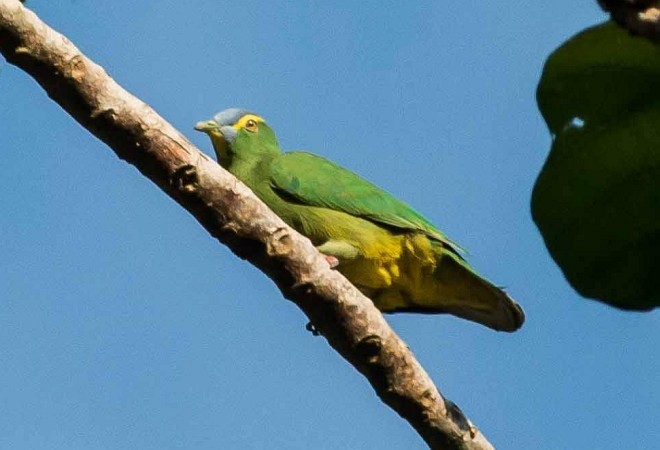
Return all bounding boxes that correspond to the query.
[270,151,462,251]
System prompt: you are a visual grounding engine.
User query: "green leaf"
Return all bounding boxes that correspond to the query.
[533,21,660,311]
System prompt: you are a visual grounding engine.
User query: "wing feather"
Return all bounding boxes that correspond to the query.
[270,152,462,252]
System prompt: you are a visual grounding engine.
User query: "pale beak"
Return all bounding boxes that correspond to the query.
[194,120,219,132]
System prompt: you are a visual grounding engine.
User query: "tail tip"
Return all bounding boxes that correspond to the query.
[496,296,525,332]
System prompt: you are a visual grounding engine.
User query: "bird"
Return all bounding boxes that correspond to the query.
[195,108,524,332]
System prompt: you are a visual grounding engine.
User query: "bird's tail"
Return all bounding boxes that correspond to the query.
[387,239,525,332]
[430,247,525,332]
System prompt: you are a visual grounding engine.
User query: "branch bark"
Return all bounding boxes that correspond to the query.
[0,1,494,448]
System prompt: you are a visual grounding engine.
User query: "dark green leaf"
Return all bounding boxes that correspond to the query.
[533,21,660,310]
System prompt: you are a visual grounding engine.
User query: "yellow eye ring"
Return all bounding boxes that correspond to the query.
[245,119,259,133]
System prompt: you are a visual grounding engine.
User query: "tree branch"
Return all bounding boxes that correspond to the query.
[598,0,660,39]
[0,1,494,448]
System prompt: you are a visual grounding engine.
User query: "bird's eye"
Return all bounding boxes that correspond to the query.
[245,119,259,133]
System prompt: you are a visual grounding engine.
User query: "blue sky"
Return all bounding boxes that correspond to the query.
[1,1,657,449]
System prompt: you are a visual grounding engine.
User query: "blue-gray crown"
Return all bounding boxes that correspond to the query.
[212,108,251,126]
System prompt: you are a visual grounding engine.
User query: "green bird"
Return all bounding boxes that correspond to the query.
[195,109,524,332]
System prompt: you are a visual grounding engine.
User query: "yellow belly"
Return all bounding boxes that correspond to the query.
[275,203,444,311]
[338,231,440,311]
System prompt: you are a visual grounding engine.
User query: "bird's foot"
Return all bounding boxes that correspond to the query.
[322,254,339,268]
[306,321,321,336]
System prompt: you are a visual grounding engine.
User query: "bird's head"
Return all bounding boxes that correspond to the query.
[195,108,280,167]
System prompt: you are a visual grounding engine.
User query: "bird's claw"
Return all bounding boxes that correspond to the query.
[323,254,339,268]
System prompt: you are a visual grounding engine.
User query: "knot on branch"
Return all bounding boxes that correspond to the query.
[305,321,321,336]
[89,107,116,121]
[171,164,199,193]
[356,334,382,363]
[66,55,85,82]
[444,398,473,435]
[266,227,292,258]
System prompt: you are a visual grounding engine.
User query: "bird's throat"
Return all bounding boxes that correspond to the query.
[211,137,233,168]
